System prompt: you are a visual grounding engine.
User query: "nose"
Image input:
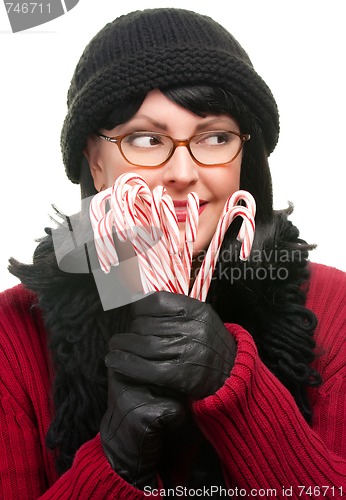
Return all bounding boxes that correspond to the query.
[161,145,199,189]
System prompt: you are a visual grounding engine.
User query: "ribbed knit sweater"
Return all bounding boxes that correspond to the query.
[0,263,345,499]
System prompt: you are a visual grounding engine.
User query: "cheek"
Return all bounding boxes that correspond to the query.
[99,149,128,187]
[102,151,162,189]
[208,164,241,201]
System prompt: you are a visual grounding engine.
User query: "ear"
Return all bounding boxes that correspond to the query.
[83,136,106,192]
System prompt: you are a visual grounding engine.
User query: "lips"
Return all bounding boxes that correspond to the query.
[173,199,207,222]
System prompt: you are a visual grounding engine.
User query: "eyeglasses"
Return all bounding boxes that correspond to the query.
[97,130,250,167]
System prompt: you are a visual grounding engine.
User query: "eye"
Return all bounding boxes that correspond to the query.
[124,132,165,148]
[197,131,233,146]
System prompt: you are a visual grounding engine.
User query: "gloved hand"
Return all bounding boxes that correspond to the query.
[100,369,186,489]
[105,291,237,400]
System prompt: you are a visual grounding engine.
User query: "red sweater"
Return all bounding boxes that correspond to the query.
[0,263,345,499]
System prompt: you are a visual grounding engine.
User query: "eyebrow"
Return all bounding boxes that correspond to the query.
[126,115,236,133]
[127,115,168,130]
[195,117,235,131]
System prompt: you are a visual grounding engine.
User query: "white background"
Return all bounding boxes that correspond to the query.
[1,0,345,292]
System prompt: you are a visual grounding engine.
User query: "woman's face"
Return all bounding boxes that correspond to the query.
[84,89,242,255]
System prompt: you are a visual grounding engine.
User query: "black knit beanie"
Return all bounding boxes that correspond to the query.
[61,8,280,184]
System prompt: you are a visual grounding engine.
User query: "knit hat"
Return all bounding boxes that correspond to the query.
[61,8,280,184]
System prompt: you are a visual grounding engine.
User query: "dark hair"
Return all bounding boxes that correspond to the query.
[9,85,321,478]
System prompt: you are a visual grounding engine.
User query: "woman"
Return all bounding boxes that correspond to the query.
[1,8,345,499]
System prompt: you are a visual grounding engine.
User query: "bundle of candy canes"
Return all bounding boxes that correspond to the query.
[89,173,256,302]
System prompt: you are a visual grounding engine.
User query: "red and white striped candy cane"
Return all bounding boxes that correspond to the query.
[160,192,187,294]
[151,186,180,293]
[89,174,256,301]
[113,176,160,291]
[182,192,199,288]
[111,173,152,242]
[225,190,256,244]
[90,189,119,273]
[190,199,255,302]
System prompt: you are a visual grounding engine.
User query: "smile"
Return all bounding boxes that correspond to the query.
[173,200,208,223]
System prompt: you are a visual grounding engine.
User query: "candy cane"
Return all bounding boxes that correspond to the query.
[160,193,188,294]
[182,192,199,287]
[190,201,255,301]
[151,187,180,292]
[111,177,180,293]
[90,189,118,273]
[115,177,161,291]
[89,174,256,300]
[111,174,152,241]
[225,190,256,244]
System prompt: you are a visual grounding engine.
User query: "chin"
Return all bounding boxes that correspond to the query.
[192,237,211,258]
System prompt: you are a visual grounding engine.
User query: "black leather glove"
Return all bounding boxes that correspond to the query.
[105,291,236,400]
[100,368,186,489]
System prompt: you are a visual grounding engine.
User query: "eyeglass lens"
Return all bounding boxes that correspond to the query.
[120,131,244,166]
